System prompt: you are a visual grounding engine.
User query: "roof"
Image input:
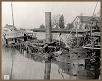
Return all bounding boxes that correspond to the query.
[77,16,100,23]
[4,24,17,30]
[4,24,16,28]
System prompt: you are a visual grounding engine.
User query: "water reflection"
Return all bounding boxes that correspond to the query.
[2,46,76,80]
[2,46,98,80]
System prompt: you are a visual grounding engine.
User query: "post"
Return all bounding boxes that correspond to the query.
[44,12,52,80]
[76,22,78,47]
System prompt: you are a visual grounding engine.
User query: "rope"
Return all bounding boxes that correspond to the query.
[91,0,99,48]
[92,1,99,16]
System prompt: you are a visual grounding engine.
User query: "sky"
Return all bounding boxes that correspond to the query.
[2,1,100,29]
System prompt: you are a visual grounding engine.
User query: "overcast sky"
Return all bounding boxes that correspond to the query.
[2,1,100,29]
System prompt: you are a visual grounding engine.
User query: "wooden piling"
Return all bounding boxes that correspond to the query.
[44,12,52,80]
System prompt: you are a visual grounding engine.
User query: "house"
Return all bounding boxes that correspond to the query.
[2,24,25,45]
[3,24,26,38]
[72,16,100,48]
[72,16,100,31]
[3,24,17,31]
[2,24,35,46]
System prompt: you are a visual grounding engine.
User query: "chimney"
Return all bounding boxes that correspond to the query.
[45,12,52,43]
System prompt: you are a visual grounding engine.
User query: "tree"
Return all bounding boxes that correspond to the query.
[51,14,61,28]
[66,23,74,30]
[40,24,45,29]
[59,15,65,29]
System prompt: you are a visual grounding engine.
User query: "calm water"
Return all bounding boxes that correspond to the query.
[2,46,78,80]
[35,32,71,46]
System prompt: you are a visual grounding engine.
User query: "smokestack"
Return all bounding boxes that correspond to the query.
[45,12,52,43]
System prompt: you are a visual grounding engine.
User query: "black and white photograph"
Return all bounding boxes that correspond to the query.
[1,1,101,80]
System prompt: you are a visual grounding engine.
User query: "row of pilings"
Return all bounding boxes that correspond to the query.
[11,42,44,61]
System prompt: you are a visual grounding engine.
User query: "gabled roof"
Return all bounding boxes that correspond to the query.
[4,24,17,30]
[77,16,100,23]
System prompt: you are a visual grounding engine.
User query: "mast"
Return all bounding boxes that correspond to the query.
[10,2,15,80]
[11,2,14,26]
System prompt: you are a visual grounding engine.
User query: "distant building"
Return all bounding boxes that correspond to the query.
[72,16,100,49]
[3,24,25,39]
[4,24,17,31]
[67,16,100,48]
[2,24,35,46]
[72,16,100,31]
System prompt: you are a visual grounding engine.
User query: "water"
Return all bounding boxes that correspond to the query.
[35,32,71,44]
[2,46,77,80]
[1,32,73,80]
